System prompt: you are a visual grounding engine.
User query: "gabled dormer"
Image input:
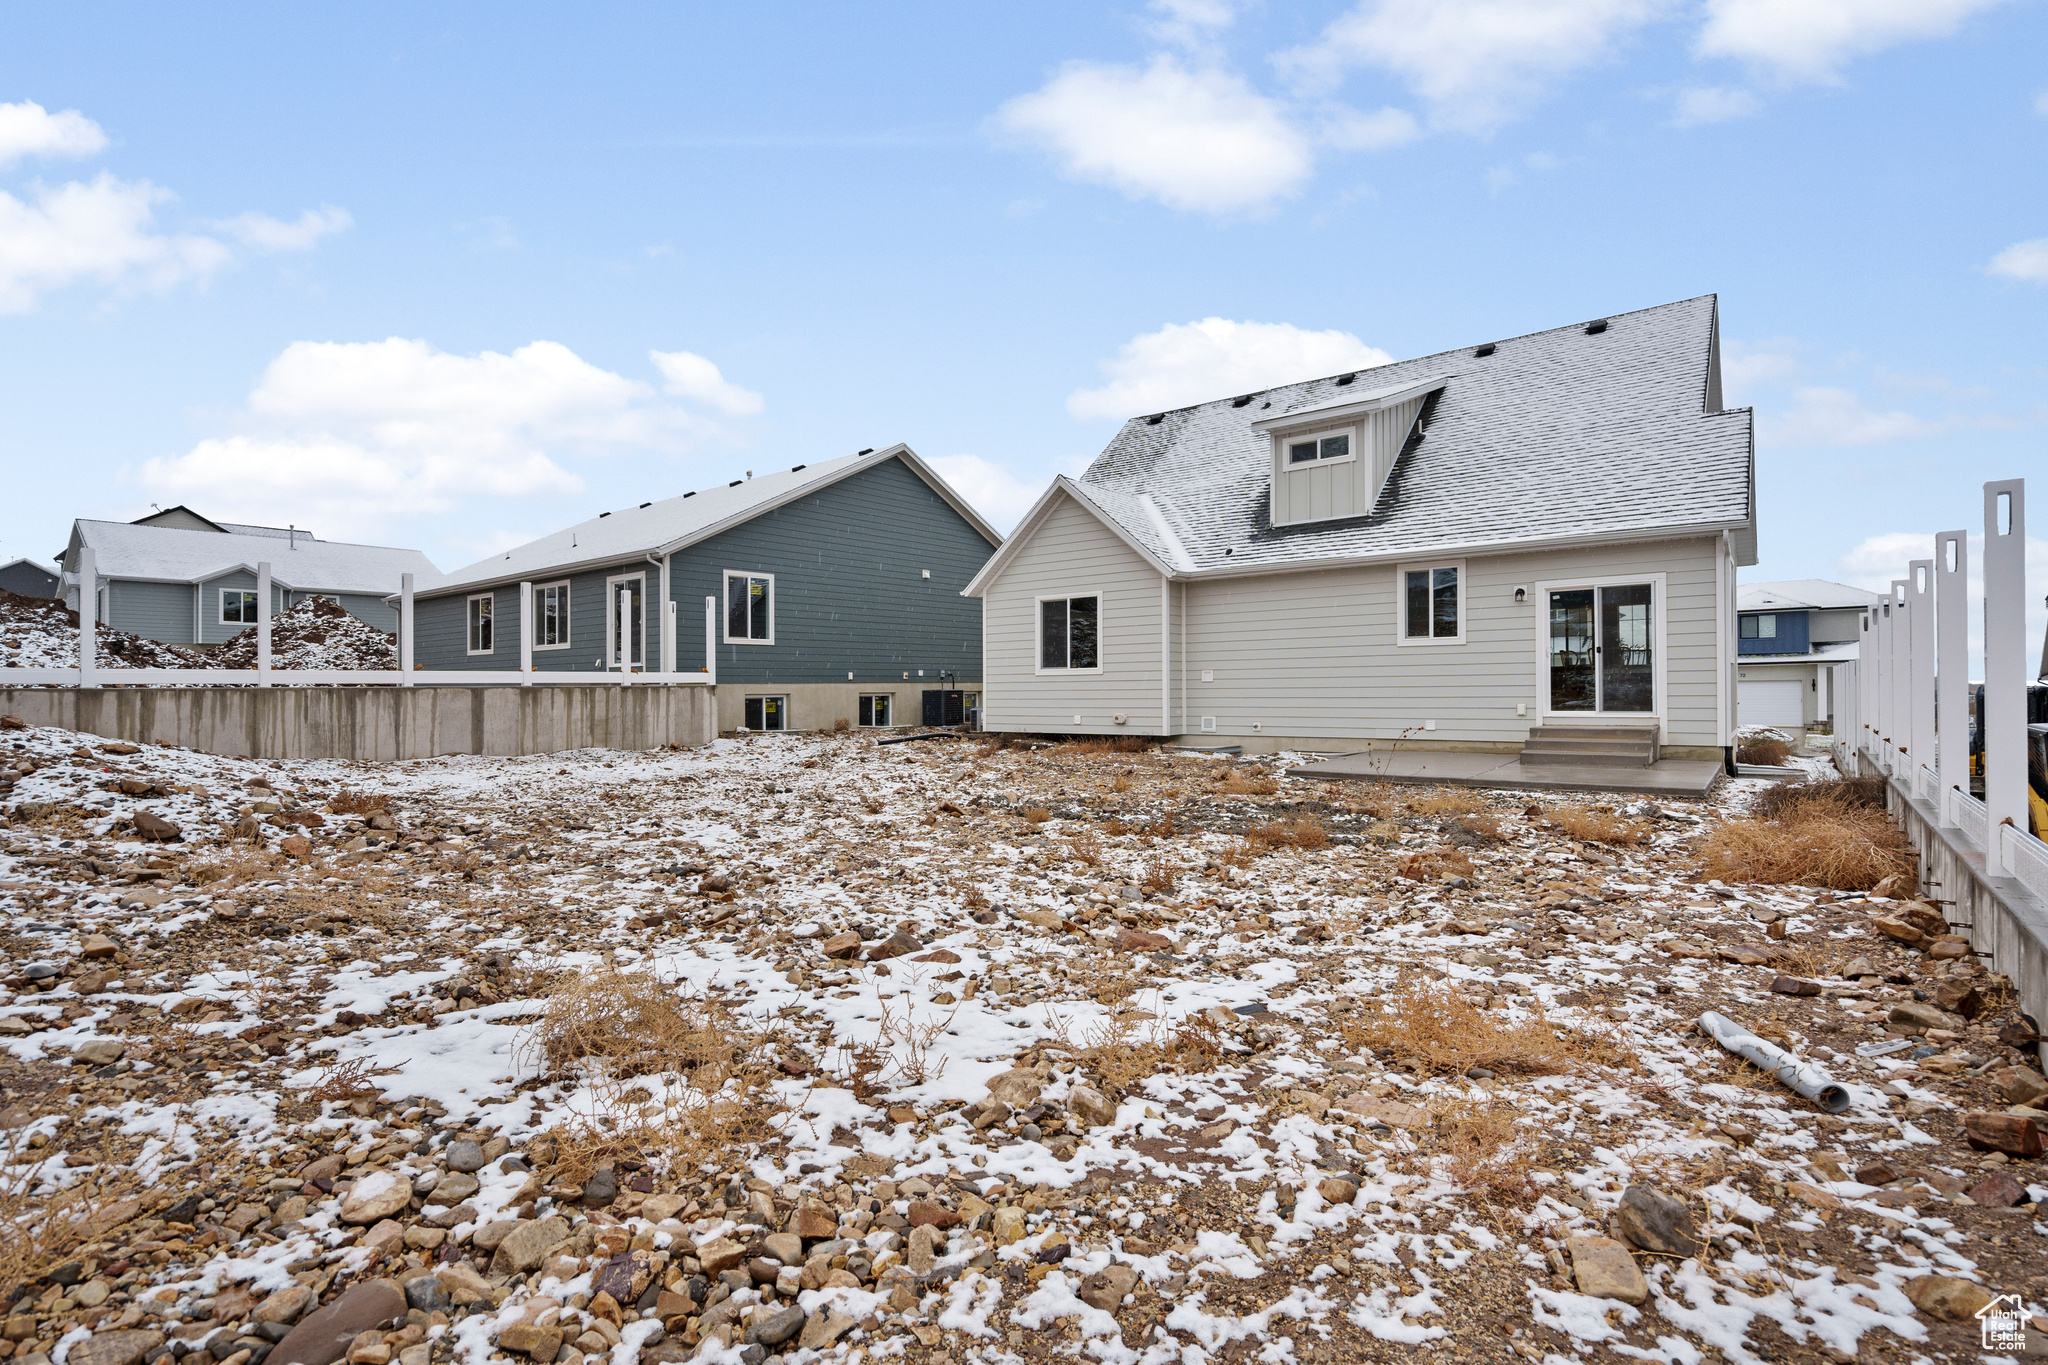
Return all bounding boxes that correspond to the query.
[1251,376,1446,528]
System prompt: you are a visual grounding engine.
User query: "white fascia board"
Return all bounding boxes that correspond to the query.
[1179,518,1750,583]
[1248,376,1449,433]
[960,478,1174,598]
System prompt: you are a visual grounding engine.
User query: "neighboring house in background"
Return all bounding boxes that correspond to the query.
[54,506,443,646]
[965,296,1757,762]
[413,444,1001,733]
[0,558,59,598]
[1735,579,1885,732]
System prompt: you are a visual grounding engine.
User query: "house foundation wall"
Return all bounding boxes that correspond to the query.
[0,685,716,761]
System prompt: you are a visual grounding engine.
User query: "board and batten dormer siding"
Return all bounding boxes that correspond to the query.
[981,491,1167,734]
[1268,394,1425,527]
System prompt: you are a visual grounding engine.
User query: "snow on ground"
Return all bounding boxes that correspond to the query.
[0,720,2042,1365]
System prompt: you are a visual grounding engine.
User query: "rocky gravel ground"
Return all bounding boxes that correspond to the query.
[0,718,2044,1365]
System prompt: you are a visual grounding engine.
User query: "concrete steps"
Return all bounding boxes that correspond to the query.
[1519,723,1660,768]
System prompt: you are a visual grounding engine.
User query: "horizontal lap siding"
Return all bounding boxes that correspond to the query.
[1181,536,1721,746]
[668,457,993,684]
[983,493,1163,733]
[109,581,195,643]
[196,571,269,646]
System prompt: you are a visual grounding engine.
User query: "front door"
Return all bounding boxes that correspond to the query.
[1548,583,1654,714]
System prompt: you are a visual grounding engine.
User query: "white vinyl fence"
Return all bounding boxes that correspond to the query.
[2,553,718,691]
[1829,476,2048,909]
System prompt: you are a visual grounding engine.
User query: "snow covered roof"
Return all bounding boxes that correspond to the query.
[425,443,1001,597]
[968,295,1754,594]
[1738,580,1886,612]
[69,520,443,594]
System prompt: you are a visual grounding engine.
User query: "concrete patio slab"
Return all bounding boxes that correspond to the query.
[1288,749,1724,797]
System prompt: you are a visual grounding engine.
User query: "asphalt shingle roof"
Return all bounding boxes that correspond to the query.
[1073,295,1753,575]
[74,521,444,594]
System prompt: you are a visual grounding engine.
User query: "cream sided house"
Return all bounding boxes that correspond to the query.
[964,296,1757,765]
[1735,579,1885,733]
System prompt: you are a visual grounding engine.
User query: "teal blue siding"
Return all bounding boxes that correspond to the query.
[108,581,195,643]
[410,456,994,679]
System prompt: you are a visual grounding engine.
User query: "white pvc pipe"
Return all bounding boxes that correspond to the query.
[519,580,533,684]
[1699,1010,1850,1113]
[703,595,717,684]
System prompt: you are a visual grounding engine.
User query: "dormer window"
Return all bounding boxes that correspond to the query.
[1287,431,1352,465]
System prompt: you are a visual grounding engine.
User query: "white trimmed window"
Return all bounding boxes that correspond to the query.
[467,593,495,655]
[724,572,774,644]
[1284,428,1354,465]
[1038,594,1100,672]
[534,581,571,649]
[1397,562,1464,644]
[220,589,258,624]
[744,695,787,731]
[857,693,893,727]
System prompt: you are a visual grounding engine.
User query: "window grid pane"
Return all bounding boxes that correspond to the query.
[1432,567,1458,637]
[749,578,769,640]
[1321,433,1349,460]
[1069,596,1098,669]
[1288,441,1317,464]
[1404,571,1429,638]
[728,580,747,641]
[1041,599,1068,669]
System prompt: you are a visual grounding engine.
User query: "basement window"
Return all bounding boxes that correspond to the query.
[1038,594,1100,673]
[467,593,495,655]
[1398,562,1463,644]
[1285,429,1353,465]
[534,581,571,649]
[744,696,787,731]
[858,694,893,727]
[219,589,258,624]
[724,572,774,644]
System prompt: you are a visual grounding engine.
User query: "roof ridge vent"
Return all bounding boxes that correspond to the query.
[1473,343,1496,357]
[729,479,743,487]
[598,511,611,518]
[1584,319,1608,335]
[857,447,875,455]
[639,502,652,508]
[1145,413,1165,425]
[1230,395,1255,408]
[792,463,807,472]
[1335,373,1356,386]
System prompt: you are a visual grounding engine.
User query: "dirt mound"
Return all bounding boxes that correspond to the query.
[0,587,213,669]
[212,594,397,670]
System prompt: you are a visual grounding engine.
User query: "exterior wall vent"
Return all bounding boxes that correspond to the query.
[1585,319,1609,335]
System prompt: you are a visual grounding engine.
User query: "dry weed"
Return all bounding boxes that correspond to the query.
[1243,815,1330,852]
[328,789,392,815]
[1428,1096,1539,1206]
[1412,789,1486,816]
[1110,772,1133,793]
[1344,976,1585,1077]
[1020,806,1051,824]
[1736,738,1791,766]
[1697,803,1913,891]
[1067,828,1105,865]
[1454,813,1505,842]
[523,964,785,1179]
[309,1055,388,1104]
[1396,847,1476,881]
[1141,861,1178,896]
[0,1156,148,1299]
[1754,776,1885,820]
[1215,768,1280,797]
[1553,805,1651,845]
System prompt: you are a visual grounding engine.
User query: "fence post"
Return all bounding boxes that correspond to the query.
[703,596,717,685]
[76,545,96,685]
[1934,530,1968,825]
[1857,609,1873,770]
[399,573,414,684]
[1873,594,1892,764]
[257,561,273,686]
[1890,580,1911,768]
[1907,559,1934,783]
[1983,478,2027,875]
[519,581,533,684]
[660,554,675,675]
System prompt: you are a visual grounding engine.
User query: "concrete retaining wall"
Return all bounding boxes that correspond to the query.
[1883,769,2048,1040]
[0,685,717,760]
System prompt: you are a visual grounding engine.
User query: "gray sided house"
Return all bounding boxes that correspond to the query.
[415,445,1001,733]
[1735,579,1886,733]
[0,558,59,598]
[56,508,442,646]
[965,296,1758,762]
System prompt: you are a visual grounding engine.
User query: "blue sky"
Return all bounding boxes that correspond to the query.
[0,0,2042,648]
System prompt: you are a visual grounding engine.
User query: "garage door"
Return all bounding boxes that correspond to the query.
[1739,679,1805,729]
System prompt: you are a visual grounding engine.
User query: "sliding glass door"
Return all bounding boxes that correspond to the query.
[1548,583,1654,714]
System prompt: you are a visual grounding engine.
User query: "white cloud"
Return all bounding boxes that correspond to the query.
[0,100,106,167]
[924,454,1055,534]
[1278,0,1670,133]
[993,56,1312,214]
[214,205,353,252]
[1068,318,1392,421]
[1672,85,1762,125]
[1320,105,1422,150]
[1769,385,1938,446]
[1484,149,1562,193]
[1694,0,2015,84]
[1987,237,2048,284]
[2036,90,2048,116]
[1840,529,2048,673]
[1720,337,1800,397]
[141,338,746,537]
[0,174,231,314]
[651,350,765,416]
[1147,0,1237,52]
